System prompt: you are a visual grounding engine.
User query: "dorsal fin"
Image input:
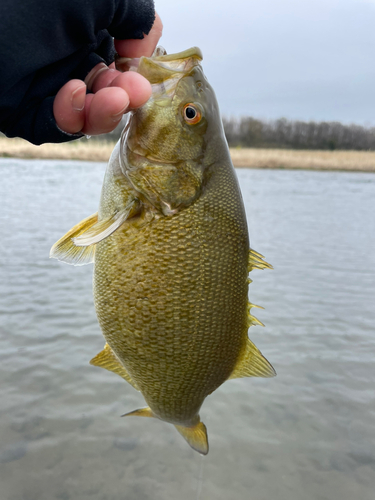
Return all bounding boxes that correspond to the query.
[50,212,98,266]
[247,302,265,327]
[248,249,273,272]
[90,343,139,391]
[229,338,276,379]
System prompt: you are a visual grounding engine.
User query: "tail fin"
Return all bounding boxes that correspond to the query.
[175,421,209,455]
[122,407,209,455]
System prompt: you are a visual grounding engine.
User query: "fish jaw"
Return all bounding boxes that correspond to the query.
[115,46,203,82]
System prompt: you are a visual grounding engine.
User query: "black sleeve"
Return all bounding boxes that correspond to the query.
[0,0,155,145]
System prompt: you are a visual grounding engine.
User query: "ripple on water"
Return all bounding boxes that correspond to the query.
[0,160,374,500]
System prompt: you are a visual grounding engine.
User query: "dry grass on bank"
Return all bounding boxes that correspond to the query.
[1,137,375,171]
[0,137,114,162]
[230,148,375,171]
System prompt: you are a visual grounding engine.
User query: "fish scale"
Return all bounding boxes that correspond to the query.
[94,159,249,421]
[50,47,275,455]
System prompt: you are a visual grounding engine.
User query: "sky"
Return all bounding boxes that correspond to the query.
[156,0,375,125]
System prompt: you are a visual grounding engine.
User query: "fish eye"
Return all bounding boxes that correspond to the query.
[183,104,202,125]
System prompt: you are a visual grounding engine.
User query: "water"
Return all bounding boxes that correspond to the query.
[0,158,374,500]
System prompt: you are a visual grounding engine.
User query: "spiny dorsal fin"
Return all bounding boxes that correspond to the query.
[248,314,265,328]
[50,213,98,266]
[121,407,154,418]
[248,248,273,272]
[247,302,265,328]
[90,343,139,391]
[229,338,276,379]
[175,420,209,455]
[73,199,139,247]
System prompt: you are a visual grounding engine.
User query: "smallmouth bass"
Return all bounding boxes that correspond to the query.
[51,47,275,455]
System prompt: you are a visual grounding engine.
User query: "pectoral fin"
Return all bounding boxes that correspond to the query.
[175,421,209,455]
[50,212,98,266]
[73,200,140,247]
[229,338,276,379]
[90,343,139,391]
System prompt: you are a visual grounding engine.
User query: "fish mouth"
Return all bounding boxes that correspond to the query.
[116,46,202,75]
[116,46,203,101]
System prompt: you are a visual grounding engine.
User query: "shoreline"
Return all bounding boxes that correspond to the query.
[1,137,375,172]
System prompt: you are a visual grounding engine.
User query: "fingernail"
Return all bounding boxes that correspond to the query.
[84,63,107,91]
[71,85,86,111]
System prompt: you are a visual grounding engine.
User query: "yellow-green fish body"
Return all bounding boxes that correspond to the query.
[51,47,275,455]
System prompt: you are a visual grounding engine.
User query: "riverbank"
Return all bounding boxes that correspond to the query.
[1,137,374,171]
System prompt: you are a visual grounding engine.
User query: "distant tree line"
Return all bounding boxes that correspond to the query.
[222,117,375,151]
[56,115,375,151]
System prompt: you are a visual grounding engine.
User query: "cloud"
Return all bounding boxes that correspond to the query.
[156,0,375,124]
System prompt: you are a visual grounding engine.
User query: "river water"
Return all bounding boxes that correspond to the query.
[0,158,374,500]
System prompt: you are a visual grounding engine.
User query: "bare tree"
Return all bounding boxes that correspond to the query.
[222,117,375,150]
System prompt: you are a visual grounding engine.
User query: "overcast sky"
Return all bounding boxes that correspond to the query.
[156,0,375,125]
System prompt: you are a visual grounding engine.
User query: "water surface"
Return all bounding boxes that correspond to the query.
[0,158,374,500]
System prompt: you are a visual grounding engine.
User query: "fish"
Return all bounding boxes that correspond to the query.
[50,46,276,455]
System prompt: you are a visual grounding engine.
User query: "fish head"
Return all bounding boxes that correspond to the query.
[117,47,227,215]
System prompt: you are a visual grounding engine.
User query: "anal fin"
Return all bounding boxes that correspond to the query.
[121,407,154,418]
[50,212,98,266]
[229,338,276,379]
[90,343,139,391]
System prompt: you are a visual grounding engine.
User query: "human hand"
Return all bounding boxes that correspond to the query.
[53,13,163,136]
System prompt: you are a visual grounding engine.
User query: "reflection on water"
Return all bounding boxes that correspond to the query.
[0,158,374,500]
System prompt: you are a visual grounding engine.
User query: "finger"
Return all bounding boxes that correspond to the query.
[88,65,152,109]
[90,67,118,94]
[81,87,130,136]
[84,62,109,92]
[109,72,152,109]
[53,79,86,134]
[114,12,163,58]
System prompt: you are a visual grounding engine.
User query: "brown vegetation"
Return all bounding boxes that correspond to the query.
[0,137,114,162]
[230,148,375,171]
[1,137,375,171]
